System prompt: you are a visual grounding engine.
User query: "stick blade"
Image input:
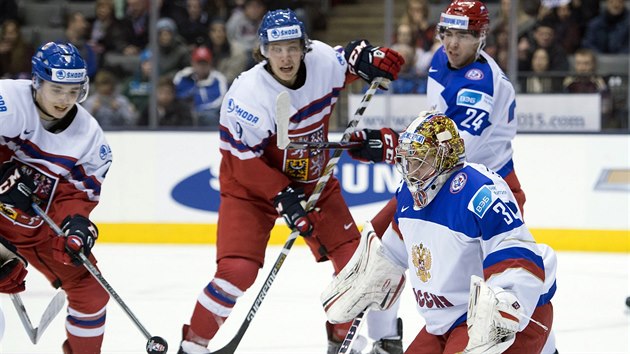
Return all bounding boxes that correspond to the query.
[275,91,291,149]
[34,291,66,343]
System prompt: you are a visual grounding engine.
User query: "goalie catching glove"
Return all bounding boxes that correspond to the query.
[52,215,98,266]
[464,275,525,354]
[321,222,406,323]
[0,236,28,294]
[345,40,404,89]
[348,128,399,164]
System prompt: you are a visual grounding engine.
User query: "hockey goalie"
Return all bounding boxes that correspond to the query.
[321,111,558,354]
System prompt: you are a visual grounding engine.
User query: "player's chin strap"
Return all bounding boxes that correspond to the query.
[464,275,548,354]
[209,78,387,354]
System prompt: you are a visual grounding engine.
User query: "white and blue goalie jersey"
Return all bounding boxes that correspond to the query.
[387,163,556,335]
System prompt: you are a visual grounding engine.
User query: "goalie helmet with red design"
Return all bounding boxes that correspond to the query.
[395,111,465,209]
[437,0,490,61]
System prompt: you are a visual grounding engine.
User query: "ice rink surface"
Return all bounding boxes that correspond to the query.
[1,244,629,354]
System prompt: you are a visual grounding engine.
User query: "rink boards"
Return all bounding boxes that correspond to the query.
[90,132,629,253]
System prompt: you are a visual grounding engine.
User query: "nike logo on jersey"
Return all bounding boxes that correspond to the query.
[23,129,33,135]
[429,67,438,73]
[401,206,410,212]
[343,223,353,230]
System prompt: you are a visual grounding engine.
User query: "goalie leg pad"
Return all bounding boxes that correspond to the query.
[464,275,523,354]
[321,222,406,324]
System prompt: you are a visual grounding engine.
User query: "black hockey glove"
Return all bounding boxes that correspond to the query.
[348,128,399,164]
[52,215,99,266]
[274,186,313,237]
[344,40,405,88]
[0,236,28,294]
[0,161,36,218]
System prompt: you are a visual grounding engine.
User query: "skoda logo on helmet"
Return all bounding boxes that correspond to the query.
[55,69,67,80]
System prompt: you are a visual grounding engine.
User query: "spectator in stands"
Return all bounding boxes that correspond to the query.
[156,17,191,76]
[205,17,248,84]
[90,0,135,62]
[387,43,427,94]
[518,17,569,72]
[581,0,629,54]
[82,69,138,128]
[173,46,228,127]
[174,0,211,47]
[122,49,152,117]
[490,0,536,39]
[563,48,613,123]
[544,1,584,55]
[522,47,562,93]
[123,0,150,55]
[572,0,600,23]
[204,0,231,22]
[395,22,433,75]
[399,0,437,52]
[139,76,194,126]
[485,21,509,71]
[0,19,34,79]
[61,11,99,79]
[226,0,266,69]
[0,0,18,26]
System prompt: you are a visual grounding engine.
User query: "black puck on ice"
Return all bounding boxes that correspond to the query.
[626,296,630,308]
[146,336,168,353]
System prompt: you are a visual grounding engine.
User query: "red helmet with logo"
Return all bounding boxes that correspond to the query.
[438,0,490,34]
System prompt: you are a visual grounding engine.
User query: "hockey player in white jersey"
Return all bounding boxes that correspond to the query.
[0,42,112,353]
[323,111,556,354]
[178,8,405,354]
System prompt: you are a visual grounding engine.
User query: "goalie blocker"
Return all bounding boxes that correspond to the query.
[321,222,406,323]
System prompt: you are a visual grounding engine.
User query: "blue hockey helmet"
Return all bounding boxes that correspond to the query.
[31,42,89,102]
[258,9,309,56]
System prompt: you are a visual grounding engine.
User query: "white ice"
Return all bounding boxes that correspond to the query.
[1,244,629,353]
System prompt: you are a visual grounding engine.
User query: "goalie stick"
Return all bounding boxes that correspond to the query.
[31,203,168,354]
[10,291,66,344]
[211,77,387,354]
[337,311,365,354]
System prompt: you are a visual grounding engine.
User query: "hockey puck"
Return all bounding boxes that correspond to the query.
[146,336,168,353]
[626,296,630,308]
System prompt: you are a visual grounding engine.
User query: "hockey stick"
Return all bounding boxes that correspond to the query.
[31,203,168,354]
[211,78,386,354]
[9,291,66,344]
[337,311,366,354]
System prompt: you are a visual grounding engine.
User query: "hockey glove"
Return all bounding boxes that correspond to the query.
[0,161,36,219]
[52,215,98,266]
[274,186,313,237]
[345,40,404,88]
[348,128,399,164]
[464,275,523,354]
[0,236,28,294]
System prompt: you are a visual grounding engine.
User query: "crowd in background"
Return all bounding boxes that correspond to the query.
[0,0,628,129]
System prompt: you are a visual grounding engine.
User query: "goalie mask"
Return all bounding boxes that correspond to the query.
[395,111,465,209]
[32,42,89,103]
[258,9,310,57]
[438,0,490,58]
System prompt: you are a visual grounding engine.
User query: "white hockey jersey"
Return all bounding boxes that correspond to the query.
[427,48,517,177]
[218,40,349,200]
[0,79,111,246]
[384,163,556,335]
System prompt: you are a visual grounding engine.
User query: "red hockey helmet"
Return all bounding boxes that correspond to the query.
[438,0,490,34]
